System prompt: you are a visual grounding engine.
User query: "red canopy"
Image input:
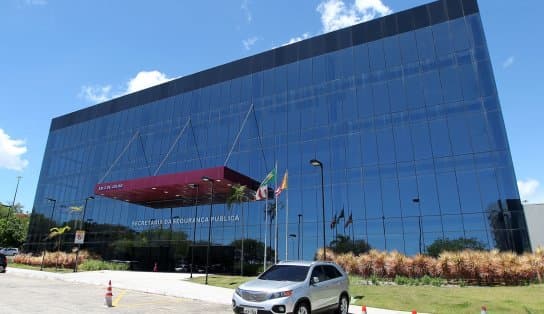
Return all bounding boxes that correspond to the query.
[94,166,261,209]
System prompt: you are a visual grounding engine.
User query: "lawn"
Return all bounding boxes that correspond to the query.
[188,275,544,313]
[189,274,256,289]
[8,262,74,273]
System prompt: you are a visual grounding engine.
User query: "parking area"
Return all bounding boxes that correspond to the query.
[0,273,233,314]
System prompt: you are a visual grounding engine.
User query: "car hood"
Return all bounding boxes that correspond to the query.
[239,279,301,292]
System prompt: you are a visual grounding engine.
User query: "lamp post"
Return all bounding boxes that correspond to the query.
[201,176,216,285]
[74,196,94,272]
[412,197,422,254]
[288,234,296,260]
[297,214,302,260]
[41,198,56,271]
[310,159,326,261]
[7,176,22,219]
[189,183,199,279]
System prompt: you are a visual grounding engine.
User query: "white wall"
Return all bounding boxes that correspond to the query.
[524,203,544,251]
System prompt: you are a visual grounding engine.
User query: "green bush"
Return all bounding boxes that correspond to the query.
[79,259,129,271]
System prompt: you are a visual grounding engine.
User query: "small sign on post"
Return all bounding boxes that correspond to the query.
[74,230,85,244]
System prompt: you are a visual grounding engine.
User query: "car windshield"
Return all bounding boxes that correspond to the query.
[258,265,310,282]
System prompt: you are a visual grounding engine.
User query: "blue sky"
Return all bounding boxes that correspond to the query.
[0,0,542,212]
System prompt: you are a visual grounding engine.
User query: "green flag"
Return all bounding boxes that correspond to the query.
[260,168,276,187]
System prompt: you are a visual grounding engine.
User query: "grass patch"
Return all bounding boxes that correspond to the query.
[8,262,73,273]
[349,276,544,313]
[189,275,255,289]
[189,274,544,313]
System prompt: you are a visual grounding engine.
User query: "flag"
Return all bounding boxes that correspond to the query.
[338,208,345,220]
[255,185,268,200]
[260,168,276,187]
[274,170,288,197]
[330,213,337,229]
[344,212,353,228]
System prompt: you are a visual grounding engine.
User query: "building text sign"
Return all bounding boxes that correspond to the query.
[131,215,240,227]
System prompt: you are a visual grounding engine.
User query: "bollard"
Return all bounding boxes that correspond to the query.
[362,305,367,314]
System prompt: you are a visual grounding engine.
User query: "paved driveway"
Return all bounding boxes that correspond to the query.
[1,272,232,314]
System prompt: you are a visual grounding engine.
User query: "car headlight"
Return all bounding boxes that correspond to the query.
[269,290,292,299]
[235,288,242,296]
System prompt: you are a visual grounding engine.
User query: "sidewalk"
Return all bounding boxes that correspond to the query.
[7,268,420,314]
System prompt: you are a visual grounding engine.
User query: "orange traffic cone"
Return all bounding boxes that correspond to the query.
[412,310,417,314]
[104,280,113,307]
[481,305,487,314]
[361,305,367,314]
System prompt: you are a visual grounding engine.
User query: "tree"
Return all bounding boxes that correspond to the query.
[426,237,486,257]
[226,184,249,275]
[47,225,71,268]
[330,235,371,255]
[0,215,27,247]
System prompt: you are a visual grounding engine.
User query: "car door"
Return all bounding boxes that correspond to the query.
[307,265,329,310]
[322,265,345,307]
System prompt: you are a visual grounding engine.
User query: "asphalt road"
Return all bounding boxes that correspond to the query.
[0,272,233,314]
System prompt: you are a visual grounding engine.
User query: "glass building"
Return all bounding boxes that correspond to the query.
[26,0,531,272]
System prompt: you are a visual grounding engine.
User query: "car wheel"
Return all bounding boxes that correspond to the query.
[294,302,310,314]
[337,294,349,314]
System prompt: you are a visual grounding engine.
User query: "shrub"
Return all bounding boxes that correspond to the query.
[321,246,544,286]
[79,259,129,271]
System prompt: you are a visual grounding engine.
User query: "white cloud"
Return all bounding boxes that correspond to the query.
[241,0,252,23]
[316,0,392,33]
[79,85,112,103]
[0,129,29,171]
[126,70,171,94]
[503,56,515,68]
[79,70,172,103]
[518,179,540,201]
[284,33,311,46]
[243,36,259,50]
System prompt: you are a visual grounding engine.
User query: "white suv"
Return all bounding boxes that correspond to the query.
[0,248,19,256]
[232,261,349,314]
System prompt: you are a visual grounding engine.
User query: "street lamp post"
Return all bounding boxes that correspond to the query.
[310,159,326,261]
[189,183,199,279]
[288,234,296,259]
[201,176,216,285]
[74,196,94,272]
[7,176,22,219]
[412,197,422,254]
[297,214,302,260]
[41,198,57,271]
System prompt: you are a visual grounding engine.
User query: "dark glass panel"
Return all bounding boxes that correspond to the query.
[429,119,452,157]
[432,22,453,57]
[398,31,419,64]
[440,66,463,103]
[369,41,386,71]
[411,122,433,160]
[415,27,436,61]
[436,172,461,214]
[383,36,402,68]
[422,71,443,106]
[372,83,390,115]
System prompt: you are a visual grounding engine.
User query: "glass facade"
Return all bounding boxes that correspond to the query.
[27,0,531,272]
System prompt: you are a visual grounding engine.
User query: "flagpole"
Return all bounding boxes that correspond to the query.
[264,192,268,270]
[274,162,278,264]
[284,171,289,261]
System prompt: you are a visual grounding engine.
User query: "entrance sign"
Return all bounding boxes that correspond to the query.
[74,230,86,244]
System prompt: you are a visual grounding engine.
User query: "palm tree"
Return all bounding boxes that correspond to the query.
[48,225,71,270]
[226,184,248,275]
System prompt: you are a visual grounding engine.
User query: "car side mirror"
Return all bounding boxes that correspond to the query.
[310,276,320,285]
